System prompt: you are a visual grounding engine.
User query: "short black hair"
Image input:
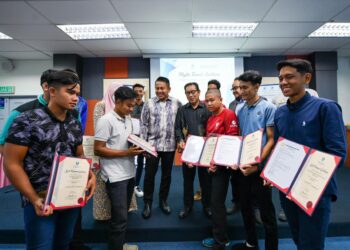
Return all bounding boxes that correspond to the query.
[207,79,221,89]
[184,82,200,91]
[238,70,262,85]
[155,76,170,87]
[133,83,144,90]
[234,77,239,81]
[40,69,57,86]
[114,86,137,101]
[277,59,313,74]
[47,70,80,89]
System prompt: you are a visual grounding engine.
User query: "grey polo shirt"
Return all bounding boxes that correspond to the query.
[94,111,135,183]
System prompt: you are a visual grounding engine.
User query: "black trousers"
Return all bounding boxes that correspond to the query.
[135,154,145,186]
[106,178,135,250]
[211,167,230,248]
[143,151,175,205]
[237,171,278,250]
[229,170,240,203]
[182,164,211,209]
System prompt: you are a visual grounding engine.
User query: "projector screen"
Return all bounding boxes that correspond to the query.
[150,57,244,106]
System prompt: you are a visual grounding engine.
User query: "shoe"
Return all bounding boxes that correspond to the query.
[123,243,138,250]
[194,190,202,201]
[202,238,230,248]
[134,186,144,198]
[231,242,259,250]
[278,209,287,222]
[179,207,192,219]
[203,207,212,219]
[159,200,171,214]
[142,203,151,219]
[254,208,262,224]
[226,202,240,215]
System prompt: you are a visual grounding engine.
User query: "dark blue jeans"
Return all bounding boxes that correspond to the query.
[23,204,79,250]
[106,178,135,250]
[280,192,332,250]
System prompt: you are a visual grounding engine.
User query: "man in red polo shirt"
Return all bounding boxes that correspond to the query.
[202,89,239,250]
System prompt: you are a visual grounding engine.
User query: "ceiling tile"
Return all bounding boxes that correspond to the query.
[191,38,246,50]
[0,1,49,24]
[193,0,275,22]
[22,40,87,52]
[337,48,350,56]
[142,49,191,54]
[0,40,35,52]
[77,39,138,51]
[125,22,192,38]
[341,41,350,48]
[264,0,350,21]
[241,38,302,50]
[0,25,71,40]
[28,0,121,24]
[293,38,350,49]
[251,22,323,38]
[92,50,142,57]
[135,38,191,50]
[0,51,51,60]
[110,0,192,22]
[333,6,350,21]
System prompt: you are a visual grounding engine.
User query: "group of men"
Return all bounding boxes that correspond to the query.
[1,58,347,250]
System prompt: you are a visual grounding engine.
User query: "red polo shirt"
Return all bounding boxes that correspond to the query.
[206,108,239,136]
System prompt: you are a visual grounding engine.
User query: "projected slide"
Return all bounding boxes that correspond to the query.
[159,58,236,105]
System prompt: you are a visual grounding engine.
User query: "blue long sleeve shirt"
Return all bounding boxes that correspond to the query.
[274,92,347,201]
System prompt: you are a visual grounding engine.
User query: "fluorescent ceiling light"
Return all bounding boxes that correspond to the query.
[57,23,131,40]
[192,22,258,38]
[309,22,350,37]
[0,32,12,40]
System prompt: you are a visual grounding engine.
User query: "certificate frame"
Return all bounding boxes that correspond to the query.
[128,134,158,157]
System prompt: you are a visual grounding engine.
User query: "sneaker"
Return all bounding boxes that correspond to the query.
[194,190,202,201]
[134,186,144,198]
[202,238,230,248]
[123,243,138,250]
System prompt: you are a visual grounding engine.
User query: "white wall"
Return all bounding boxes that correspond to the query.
[337,57,350,124]
[0,59,53,96]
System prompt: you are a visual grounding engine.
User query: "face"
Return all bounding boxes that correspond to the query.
[155,81,170,101]
[239,81,259,102]
[207,83,218,90]
[205,92,222,113]
[50,83,80,110]
[41,82,49,98]
[133,86,144,100]
[115,98,136,117]
[185,84,200,105]
[231,80,241,99]
[278,66,311,97]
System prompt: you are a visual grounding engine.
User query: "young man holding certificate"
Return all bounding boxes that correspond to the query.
[175,82,212,219]
[202,89,239,250]
[232,70,278,250]
[94,86,144,250]
[274,59,347,250]
[3,70,96,250]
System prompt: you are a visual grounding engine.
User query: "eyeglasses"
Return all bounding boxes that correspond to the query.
[185,90,198,96]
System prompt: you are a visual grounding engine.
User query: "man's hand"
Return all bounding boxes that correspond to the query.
[126,145,144,156]
[187,163,194,168]
[209,165,217,173]
[86,170,96,201]
[32,198,53,217]
[177,141,185,153]
[230,164,239,170]
[240,164,258,176]
[263,179,273,187]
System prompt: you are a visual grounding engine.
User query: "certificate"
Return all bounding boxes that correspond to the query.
[181,135,206,165]
[240,129,263,165]
[131,118,140,135]
[128,134,158,157]
[83,136,100,170]
[261,137,342,216]
[260,138,308,193]
[199,137,218,167]
[288,150,340,216]
[212,135,241,168]
[44,154,91,210]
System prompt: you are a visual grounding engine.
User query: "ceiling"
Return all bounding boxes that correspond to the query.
[1,0,350,60]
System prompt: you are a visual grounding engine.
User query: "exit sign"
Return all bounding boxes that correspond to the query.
[0,86,15,94]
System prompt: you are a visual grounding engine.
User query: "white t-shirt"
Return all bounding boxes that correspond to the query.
[94,111,135,183]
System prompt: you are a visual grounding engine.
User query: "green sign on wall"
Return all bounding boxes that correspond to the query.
[0,86,15,94]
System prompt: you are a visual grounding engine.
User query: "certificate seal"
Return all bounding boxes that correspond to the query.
[306,201,313,209]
